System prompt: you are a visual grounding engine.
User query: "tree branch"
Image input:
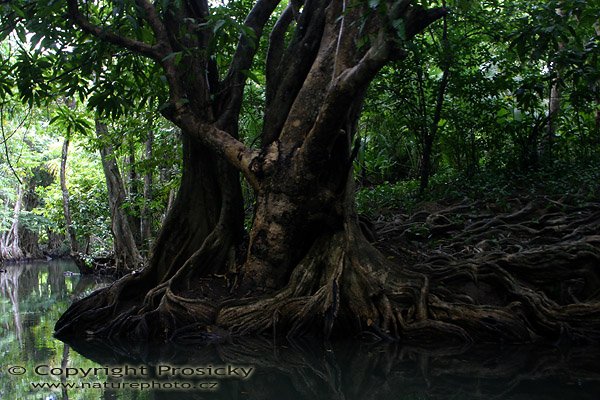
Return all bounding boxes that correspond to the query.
[66,0,163,60]
[405,6,448,41]
[0,104,25,185]
[175,111,260,189]
[265,4,295,103]
[298,3,448,166]
[133,0,171,49]
[299,39,390,162]
[261,0,330,145]
[67,0,187,107]
[217,0,282,127]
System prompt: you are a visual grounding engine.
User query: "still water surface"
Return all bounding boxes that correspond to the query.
[1,260,599,399]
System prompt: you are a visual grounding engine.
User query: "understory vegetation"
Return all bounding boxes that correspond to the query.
[357,157,600,217]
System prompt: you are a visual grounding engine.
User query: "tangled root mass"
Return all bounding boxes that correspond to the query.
[55,194,600,345]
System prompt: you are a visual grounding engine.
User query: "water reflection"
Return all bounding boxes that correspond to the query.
[64,338,600,400]
[2,260,600,400]
[1,263,24,345]
[0,260,111,400]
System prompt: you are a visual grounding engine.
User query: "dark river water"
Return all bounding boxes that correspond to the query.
[1,260,599,400]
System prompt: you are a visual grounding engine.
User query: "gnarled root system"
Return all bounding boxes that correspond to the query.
[55,195,600,346]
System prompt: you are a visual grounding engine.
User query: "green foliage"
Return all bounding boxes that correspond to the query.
[358,0,600,193]
[356,180,420,217]
[357,155,600,216]
[49,105,92,138]
[37,140,112,251]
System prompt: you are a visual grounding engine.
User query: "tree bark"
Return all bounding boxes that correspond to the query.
[126,139,142,247]
[140,131,154,251]
[0,185,24,260]
[96,120,143,272]
[541,26,565,158]
[18,167,53,259]
[146,131,244,282]
[56,0,451,343]
[419,64,449,193]
[60,138,79,254]
[542,73,561,157]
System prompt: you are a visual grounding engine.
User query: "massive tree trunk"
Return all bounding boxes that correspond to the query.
[55,0,600,347]
[96,121,144,273]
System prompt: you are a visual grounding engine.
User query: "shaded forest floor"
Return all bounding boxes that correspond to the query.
[375,193,600,279]
[367,161,600,320]
[363,160,599,261]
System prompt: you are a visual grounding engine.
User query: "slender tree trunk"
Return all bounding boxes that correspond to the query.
[96,120,143,272]
[140,131,154,250]
[595,93,600,145]
[469,128,478,176]
[418,64,449,193]
[165,189,175,218]
[543,74,561,157]
[1,185,24,260]
[419,135,434,193]
[593,23,600,143]
[126,139,142,246]
[11,186,23,259]
[19,167,53,259]
[60,138,79,254]
[415,63,429,181]
[542,18,565,158]
[419,7,449,194]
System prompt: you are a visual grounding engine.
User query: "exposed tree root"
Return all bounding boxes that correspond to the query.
[56,195,600,346]
[374,195,600,343]
[55,223,236,340]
